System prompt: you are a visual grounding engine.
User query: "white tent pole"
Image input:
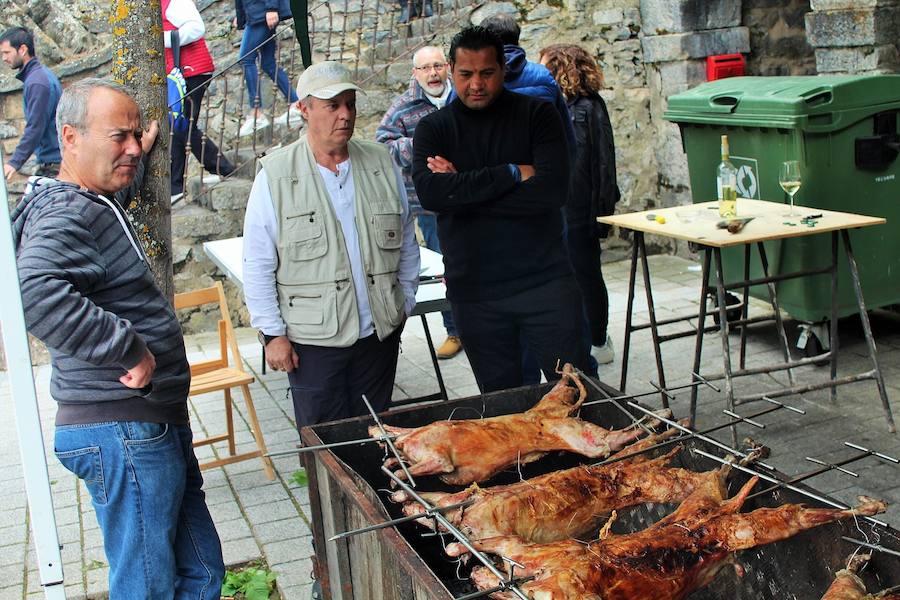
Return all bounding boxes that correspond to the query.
[0,160,66,600]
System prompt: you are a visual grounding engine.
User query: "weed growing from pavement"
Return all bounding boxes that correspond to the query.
[221,559,278,600]
[291,469,309,487]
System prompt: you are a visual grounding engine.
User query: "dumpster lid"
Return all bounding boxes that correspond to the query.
[664,75,900,131]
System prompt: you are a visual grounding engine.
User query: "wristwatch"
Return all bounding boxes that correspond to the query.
[257,331,279,346]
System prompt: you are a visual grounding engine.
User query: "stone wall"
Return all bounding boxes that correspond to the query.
[806,0,900,74]
[744,0,815,75]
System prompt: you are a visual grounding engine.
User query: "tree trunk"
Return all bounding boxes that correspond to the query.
[109,0,174,300]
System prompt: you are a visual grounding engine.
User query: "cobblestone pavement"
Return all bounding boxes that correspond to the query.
[1,254,898,599]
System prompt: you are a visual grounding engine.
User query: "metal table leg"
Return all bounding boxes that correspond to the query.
[620,235,640,392]
[713,248,738,447]
[420,313,449,402]
[830,231,839,402]
[689,248,712,427]
[739,244,751,370]
[841,230,895,432]
[757,242,795,387]
[637,233,668,408]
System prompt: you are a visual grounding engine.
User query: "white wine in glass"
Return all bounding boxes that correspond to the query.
[779,160,801,217]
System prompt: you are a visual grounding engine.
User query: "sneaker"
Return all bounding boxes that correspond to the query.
[436,335,462,359]
[202,174,221,184]
[170,192,184,205]
[590,335,615,365]
[274,104,304,127]
[238,113,270,137]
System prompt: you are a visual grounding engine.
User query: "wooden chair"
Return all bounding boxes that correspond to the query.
[175,282,275,480]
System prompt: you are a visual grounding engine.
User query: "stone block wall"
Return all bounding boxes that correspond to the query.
[806,0,900,74]
[744,0,816,75]
[638,0,750,241]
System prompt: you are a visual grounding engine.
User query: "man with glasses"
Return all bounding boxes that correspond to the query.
[376,46,463,359]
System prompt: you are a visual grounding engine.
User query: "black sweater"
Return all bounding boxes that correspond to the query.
[412,89,571,302]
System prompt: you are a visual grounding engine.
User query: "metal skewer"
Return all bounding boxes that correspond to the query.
[579,371,720,408]
[363,393,416,487]
[265,434,397,458]
[841,536,900,558]
[746,443,898,501]
[454,575,537,600]
[844,442,900,463]
[624,400,777,470]
[693,448,888,528]
[588,398,800,469]
[328,499,475,542]
[381,466,531,600]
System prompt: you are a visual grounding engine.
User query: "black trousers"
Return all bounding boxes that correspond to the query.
[171,73,235,195]
[566,223,609,345]
[452,276,590,393]
[286,327,402,429]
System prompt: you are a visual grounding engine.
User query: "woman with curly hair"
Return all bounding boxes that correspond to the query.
[540,43,621,365]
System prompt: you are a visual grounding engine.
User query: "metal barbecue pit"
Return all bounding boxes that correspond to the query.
[301,375,900,600]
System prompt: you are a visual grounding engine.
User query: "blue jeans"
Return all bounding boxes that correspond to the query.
[417,213,457,336]
[54,422,224,600]
[240,23,299,108]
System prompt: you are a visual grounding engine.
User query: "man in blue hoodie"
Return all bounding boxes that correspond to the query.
[480,14,575,153]
[0,27,61,179]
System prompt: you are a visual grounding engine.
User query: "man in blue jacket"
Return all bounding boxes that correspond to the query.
[480,14,575,153]
[0,27,61,179]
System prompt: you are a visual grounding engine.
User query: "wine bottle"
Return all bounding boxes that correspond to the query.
[717,134,737,218]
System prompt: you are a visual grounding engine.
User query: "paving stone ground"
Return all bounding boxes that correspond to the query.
[1,254,899,599]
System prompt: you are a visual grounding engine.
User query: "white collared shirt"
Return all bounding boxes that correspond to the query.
[242,158,419,338]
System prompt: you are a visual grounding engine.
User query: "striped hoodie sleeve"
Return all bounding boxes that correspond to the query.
[17,201,148,369]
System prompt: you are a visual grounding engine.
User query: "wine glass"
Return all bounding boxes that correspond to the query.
[779,160,802,217]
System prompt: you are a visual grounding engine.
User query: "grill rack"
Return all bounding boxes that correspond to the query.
[304,374,900,599]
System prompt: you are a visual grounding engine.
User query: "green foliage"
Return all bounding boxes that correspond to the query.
[221,565,277,600]
[291,469,309,488]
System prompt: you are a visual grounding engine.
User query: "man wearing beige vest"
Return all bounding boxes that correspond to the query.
[242,61,420,428]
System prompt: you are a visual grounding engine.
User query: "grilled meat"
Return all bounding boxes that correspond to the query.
[392,432,735,544]
[448,474,887,600]
[822,554,900,600]
[370,364,671,485]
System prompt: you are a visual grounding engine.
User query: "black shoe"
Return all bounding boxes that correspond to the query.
[710,291,743,325]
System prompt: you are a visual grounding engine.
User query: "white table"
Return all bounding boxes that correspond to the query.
[203,237,452,402]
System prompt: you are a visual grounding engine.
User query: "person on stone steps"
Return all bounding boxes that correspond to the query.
[376,45,462,359]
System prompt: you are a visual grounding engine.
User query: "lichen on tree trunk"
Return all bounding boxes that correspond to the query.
[108,0,174,300]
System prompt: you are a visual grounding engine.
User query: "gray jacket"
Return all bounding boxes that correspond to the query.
[12,167,190,425]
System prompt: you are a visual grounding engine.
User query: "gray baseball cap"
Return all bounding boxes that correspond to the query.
[295,61,364,100]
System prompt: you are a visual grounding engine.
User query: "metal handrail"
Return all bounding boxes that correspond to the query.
[173,0,476,205]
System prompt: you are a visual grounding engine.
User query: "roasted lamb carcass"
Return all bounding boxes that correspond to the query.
[391,430,746,544]
[447,474,887,600]
[821,554,900,600]
[370,364,671,485]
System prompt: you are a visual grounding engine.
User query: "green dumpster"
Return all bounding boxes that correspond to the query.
[664,75,900,323]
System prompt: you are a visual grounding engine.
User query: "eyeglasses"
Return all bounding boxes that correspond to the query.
[414,62,447,72]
